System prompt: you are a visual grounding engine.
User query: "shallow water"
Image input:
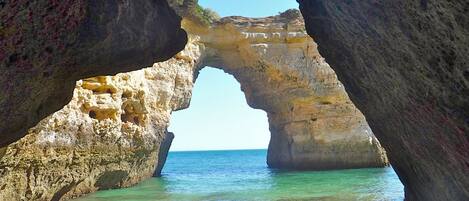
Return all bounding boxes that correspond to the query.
[76,149,404,201]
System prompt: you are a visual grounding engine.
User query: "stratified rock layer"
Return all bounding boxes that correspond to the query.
[0,10,388,200]
[298,0,469,200]
[0,0,187,147]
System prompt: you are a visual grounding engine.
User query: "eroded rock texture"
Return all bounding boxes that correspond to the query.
[0,0,187,147]
[190,10,388,169]
[0,10,389,200]
[297,0,469,200]
[0,39,201,200]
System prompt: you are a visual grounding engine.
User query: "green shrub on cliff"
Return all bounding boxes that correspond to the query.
[168,0,220,26]
[194,4,220,25]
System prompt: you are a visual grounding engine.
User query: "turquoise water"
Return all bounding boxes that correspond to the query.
[76,149,404,201]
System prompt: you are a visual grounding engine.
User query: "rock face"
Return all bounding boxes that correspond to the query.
[0,38,201,200]
[0,10,388,200]
[297,0,469,200]
[191,10,388,169]
[0,0,187,147]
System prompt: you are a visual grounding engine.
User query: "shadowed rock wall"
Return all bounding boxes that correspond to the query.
[154,131,175,176]
[0,0,187,147]
[297,0,469,200]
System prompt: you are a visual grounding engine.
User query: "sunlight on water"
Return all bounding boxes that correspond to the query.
[76,150,404,201]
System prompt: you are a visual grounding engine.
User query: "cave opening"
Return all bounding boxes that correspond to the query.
[0,0,408,200]
[157,1,404,198]
[1,0,465,199]
[161,67,404,200]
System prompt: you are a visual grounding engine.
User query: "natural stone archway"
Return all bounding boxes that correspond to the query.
[297,1,469,200]
[0,10,389,200]
[1,0,465,200]
[191,12,387,169]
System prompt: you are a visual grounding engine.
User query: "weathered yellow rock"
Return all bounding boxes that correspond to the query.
[0,10,387,200]
[191,10,388,169]
[0,37,202,200]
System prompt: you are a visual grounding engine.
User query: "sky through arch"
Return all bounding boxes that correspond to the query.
[168,68,270,151]
[199,0,298,18]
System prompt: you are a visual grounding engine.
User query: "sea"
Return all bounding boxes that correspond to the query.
[76,149,404,201]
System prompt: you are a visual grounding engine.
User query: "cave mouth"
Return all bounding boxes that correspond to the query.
[160,67,404,200]
[163,0,389,173]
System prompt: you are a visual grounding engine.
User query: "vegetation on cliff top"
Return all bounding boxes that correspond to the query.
[169,0,220,26]
[193,4,220,25]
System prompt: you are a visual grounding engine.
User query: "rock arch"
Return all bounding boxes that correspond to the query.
[190,14,388,169]
[0,11,388,200]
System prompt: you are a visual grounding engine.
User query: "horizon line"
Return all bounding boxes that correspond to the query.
[169,147,267,153]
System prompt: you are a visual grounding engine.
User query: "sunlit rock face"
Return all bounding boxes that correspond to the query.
[297,0,469,200]
[0,0,187,147]
[0,10,388,200]
[0,39,201,200]
[190,10,388,169]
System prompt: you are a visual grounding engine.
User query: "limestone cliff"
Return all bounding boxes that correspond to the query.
[0,0,187,147]
[0,10,388,200]
[191,10,388,169]
[297,1,469,200]
[0,38,202,200]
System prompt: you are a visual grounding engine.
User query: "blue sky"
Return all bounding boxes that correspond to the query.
[168,1,298,151]
[198,0,298,17]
